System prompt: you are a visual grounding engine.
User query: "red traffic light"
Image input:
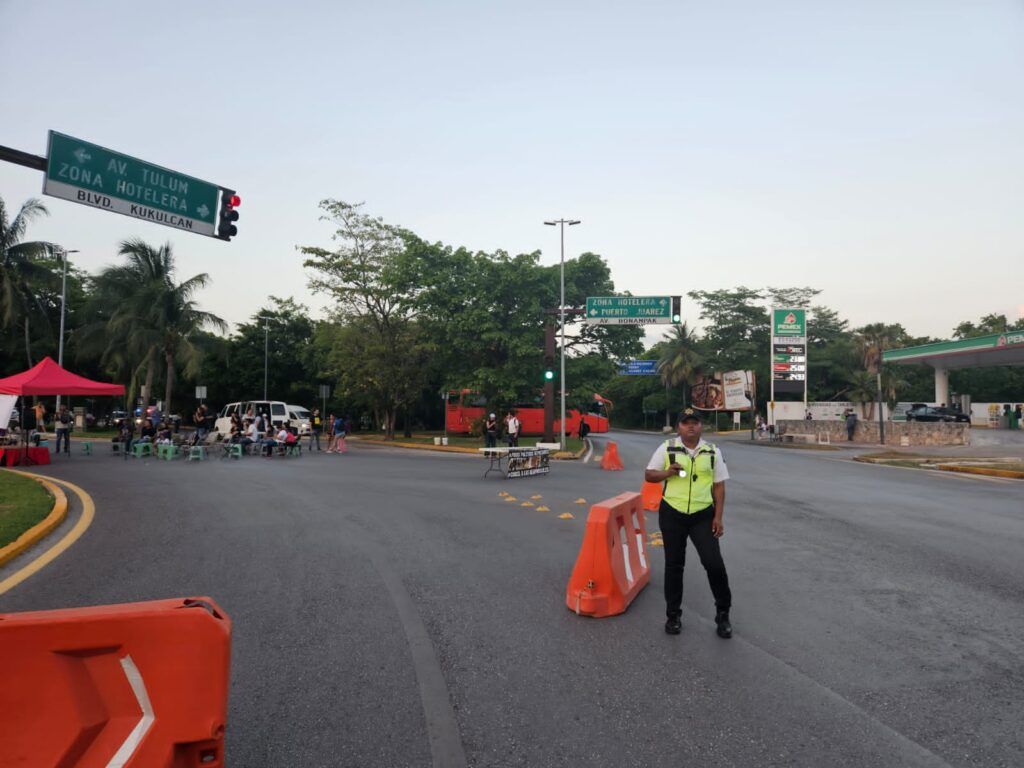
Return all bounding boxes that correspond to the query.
[227,194,241,207]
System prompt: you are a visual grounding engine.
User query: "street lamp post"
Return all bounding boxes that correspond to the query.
[257,316,272,401]
[55,248,79,412]
[544,219,580,451]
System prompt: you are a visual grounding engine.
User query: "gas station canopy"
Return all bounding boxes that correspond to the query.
[883,331,1024,403]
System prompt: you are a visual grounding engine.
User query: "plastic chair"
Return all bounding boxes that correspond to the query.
[132,442,152,458]
[81,442,93,456]
[187,445,207,462]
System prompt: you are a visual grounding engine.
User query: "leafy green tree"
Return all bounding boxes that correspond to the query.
[658,323,702,425]
[300,200,432,438]
[0,197,57,368]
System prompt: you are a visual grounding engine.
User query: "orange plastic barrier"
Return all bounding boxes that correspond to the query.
[565,491,650,617]
[600,441,624,471]
[641,480,663,511]
[0,597,231,767]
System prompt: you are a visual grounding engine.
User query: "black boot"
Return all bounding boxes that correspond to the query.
[715,610,732,639]
[665,616,681,635]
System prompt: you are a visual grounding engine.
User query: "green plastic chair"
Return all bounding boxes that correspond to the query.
[132,442,152,459]
[228,444,243,460]
[81,442,93,456]
[187,445,207,462]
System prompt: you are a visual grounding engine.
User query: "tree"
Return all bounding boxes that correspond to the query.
[0,196,57,367]
[853,323,907,374]
[300,200,431,438]
[90,239,224,412]
[658,323,702,425]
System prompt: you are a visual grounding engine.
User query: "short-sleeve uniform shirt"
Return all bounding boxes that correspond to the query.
[646,437,730,483]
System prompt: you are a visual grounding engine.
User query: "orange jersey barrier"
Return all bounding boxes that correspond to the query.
[565,492,650,617]
[599,441,624,471]
[641,480,663,511]
[0,597,231,767]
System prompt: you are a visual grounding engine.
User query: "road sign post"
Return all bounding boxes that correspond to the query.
[585,296,679,326]
[41,131,233,239]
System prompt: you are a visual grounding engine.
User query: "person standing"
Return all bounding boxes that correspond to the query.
[193,404,208,444]
[55,404,72,456]
[333,413,347,454]
[310,408,323,451]
[325,413,336,453]
[845,409,857,441]
[484,413,499,448]
[506,410,520,447]
[644,408,732,638]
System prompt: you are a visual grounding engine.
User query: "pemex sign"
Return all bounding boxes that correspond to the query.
[773,309,806,338]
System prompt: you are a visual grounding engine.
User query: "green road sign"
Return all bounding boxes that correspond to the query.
[585,296,674,325]
[43,131,221,238]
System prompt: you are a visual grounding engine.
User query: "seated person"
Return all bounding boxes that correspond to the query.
[261,431,280,457]
[156,422,173,445]
[239,419,257,450]
[138,418,156,443]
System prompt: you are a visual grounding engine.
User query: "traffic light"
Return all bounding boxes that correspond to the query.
[217,188,240,241]
[671,295,682,324]
[544,368,555,381]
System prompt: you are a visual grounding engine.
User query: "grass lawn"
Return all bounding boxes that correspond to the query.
[355,432,585,453]
[0,472,54,548]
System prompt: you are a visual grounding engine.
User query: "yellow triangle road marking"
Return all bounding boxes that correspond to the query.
[574,498,586,504]
[648,539,664,547]
[530,494,543,499]
[521,501,534,507]
[558,513,575,519]
[498,491,509,497]
[536,506,550,512]
[504,496,518,502]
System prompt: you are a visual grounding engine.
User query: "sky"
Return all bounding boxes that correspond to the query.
[2,0,1022,348]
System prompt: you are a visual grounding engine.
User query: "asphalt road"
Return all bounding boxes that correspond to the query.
[2,431,1022,767]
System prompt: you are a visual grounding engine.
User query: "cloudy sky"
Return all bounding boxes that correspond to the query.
[2,0,1022,346]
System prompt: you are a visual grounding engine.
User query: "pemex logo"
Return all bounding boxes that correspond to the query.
[785,312,797,325]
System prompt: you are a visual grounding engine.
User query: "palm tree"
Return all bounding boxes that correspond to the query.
[0,196,56,367]
[657,323,702,427]
[846,370,877,419]
[854,323,902,374]
[95,239,225,413]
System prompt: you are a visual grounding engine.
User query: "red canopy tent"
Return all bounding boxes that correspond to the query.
[0,358,124,466]
[0,357,125,396]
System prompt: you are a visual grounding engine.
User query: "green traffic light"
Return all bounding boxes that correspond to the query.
[544,370,555,381]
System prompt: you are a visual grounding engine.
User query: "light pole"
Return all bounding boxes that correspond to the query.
[544,219,580,451]
[257,316,272,400]
[55,247,79,412]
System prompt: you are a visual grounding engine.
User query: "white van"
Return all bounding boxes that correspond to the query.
[286,405,312,435]
[213,400,299,438]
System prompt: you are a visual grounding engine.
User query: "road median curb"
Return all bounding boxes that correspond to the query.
[935,464,1024,479]
[349,435,583,459]
[0,473,68,568]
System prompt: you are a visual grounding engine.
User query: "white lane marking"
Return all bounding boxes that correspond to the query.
[619,525,633,585]
[107,655,155,768]
[582,439,594,463]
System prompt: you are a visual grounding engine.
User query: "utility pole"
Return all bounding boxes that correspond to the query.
[257,316,272,400]
[55,247,79,411]
[543,219,580,450]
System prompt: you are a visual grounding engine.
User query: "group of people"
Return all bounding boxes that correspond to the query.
[222,408,302,457]
[307,408,350,453]
[483,411,521,448]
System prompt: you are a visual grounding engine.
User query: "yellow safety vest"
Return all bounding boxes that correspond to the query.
[662,439,716,514]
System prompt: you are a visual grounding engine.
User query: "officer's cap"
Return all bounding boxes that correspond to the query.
[677,408,702,423]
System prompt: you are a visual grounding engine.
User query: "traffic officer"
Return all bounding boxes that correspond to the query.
[644,408,732,638]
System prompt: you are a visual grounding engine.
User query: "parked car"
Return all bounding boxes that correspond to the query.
[213,400,292,437]
[905,405,969,423]
[287,405,312,435]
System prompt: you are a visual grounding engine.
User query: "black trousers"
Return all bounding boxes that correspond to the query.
[659,500,732,618]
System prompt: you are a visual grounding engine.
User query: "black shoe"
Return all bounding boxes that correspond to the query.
[665,616,681,635]
[715,610,732,639]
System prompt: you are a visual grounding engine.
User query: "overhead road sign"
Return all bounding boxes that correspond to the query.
[617,360,659,376]
[42,131,231,239]
[585,296,680,326]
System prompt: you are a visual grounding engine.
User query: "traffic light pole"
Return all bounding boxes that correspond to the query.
[543,321,556,443]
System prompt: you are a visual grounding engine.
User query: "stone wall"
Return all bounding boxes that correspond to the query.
[777,419,969,446]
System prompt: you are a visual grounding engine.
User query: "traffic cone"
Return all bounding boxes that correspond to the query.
[641,481,662,511]
[600,441,624,471]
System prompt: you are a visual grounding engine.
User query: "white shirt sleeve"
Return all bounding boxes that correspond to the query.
[646,441,668,471]
[713,448,730,482]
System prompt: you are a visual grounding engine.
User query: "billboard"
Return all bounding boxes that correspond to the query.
[691,371,755,411]
[771,308,808,397]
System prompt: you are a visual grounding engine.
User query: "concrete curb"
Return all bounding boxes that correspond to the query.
[935,465,1024,480]
[0,473,68,567]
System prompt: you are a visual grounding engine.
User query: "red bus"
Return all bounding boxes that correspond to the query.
[445,390,610,436]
